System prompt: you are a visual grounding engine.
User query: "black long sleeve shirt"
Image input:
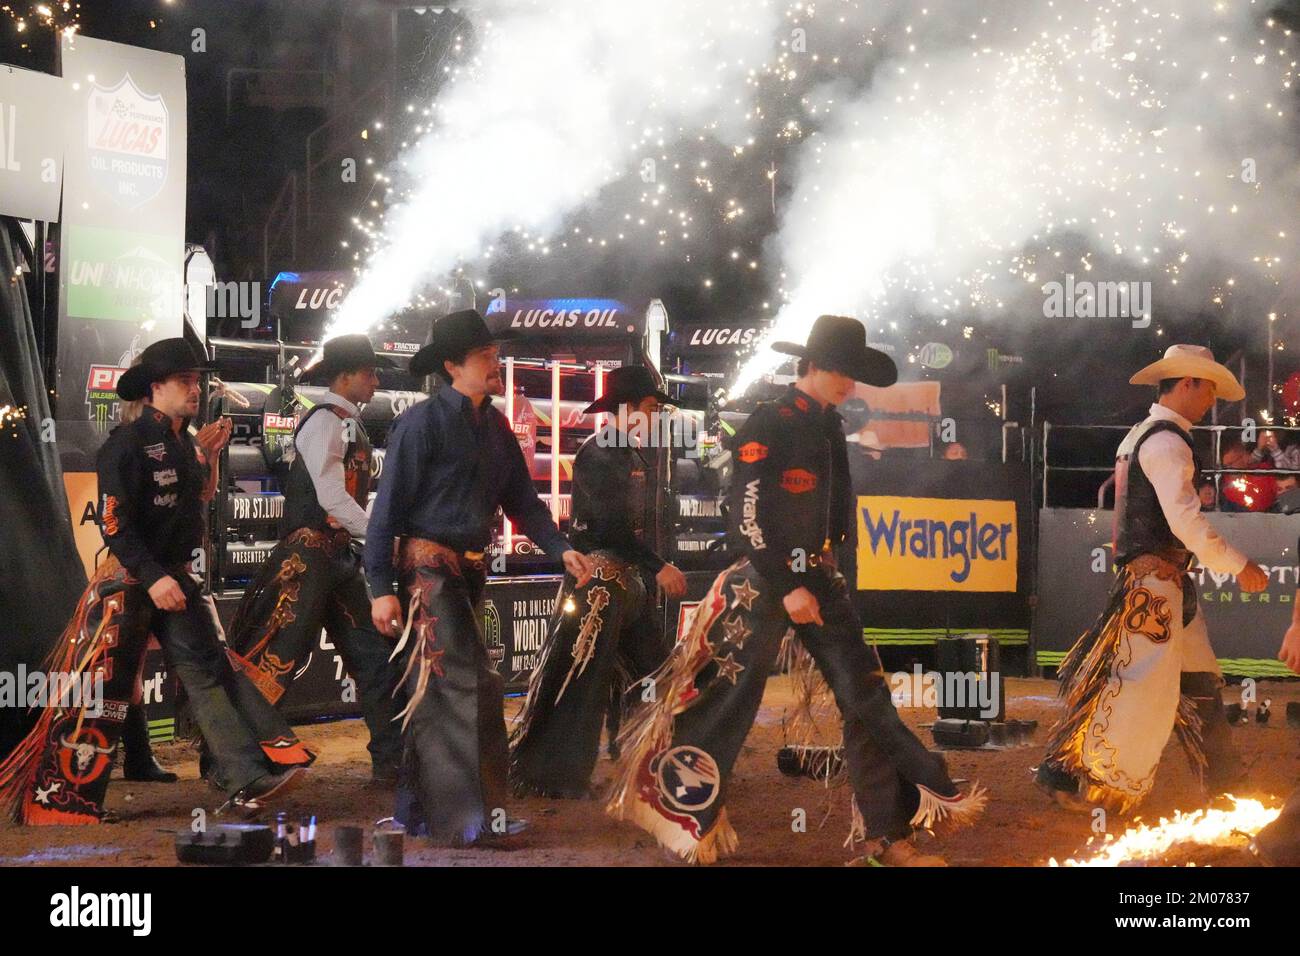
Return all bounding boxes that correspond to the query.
[364,385,571,597]
[569,429,666,578]
[725,385,854,597]
[95,406,206,588]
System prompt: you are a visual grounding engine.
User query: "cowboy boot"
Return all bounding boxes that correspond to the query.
[121,703,178,783]
[1181,672,1245,794]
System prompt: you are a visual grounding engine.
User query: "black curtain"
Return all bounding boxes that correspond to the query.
[0,219,87,755]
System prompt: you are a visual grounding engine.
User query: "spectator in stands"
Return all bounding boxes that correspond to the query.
[1197,478,1217,511]
[1219,439,1278,512]
[1253,429,1300,472]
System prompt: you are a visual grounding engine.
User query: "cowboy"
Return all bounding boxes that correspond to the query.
[225,334,403,783]
[0,338,313,824]
[606,315,986,866]
[510,365,688,797]
[364,309,594,845]
[1037,344,1268,814]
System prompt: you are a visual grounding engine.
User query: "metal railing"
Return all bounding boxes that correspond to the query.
[1042,421,1300,509]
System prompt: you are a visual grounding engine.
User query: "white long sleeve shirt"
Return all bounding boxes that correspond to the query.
[1132,403,1247,575]
[293,392,370,539]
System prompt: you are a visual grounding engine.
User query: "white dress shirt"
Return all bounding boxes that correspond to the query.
[293,391,370,539]
[1132,403,1247,575]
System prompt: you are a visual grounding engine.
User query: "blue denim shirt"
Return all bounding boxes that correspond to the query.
[364,385,570,596]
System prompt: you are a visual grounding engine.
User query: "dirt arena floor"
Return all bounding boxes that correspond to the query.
[1,676,1296,867]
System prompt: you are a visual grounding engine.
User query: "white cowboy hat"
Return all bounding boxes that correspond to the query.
[1129,344,1244,401]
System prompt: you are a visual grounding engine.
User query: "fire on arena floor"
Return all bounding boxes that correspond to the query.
[1,677,1295,867]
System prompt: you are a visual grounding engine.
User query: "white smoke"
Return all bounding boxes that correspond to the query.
[730,0,1300,395]
[328,0,780,339]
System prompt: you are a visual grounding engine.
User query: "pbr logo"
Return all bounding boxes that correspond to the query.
[85,364,126,428]
[263,412,296,433]
[87,73,169,209]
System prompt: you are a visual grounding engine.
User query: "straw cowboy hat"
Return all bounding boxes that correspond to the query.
[1129,344,1244,402]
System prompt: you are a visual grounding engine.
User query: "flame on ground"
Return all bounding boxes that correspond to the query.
[1049,796,1281,867]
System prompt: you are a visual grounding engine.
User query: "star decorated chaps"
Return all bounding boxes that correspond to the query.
[608,557,966,863]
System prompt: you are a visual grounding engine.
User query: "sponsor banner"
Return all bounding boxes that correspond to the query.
[1034,508,1300,672]
[55,34,187,475]
[267,270,349,319]
[671,323,762,353]
[484,297,641,338]
[844,459,1031,636]
[226,493,284,524]
[63,472,103,580]
[0,65,64,221]
[64,224,179,324]
[857,495,1018,592]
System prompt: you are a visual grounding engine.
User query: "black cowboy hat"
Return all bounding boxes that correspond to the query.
[583,365,673,415]
[772,314,897,387]
[117,337,215,401]
[300,333,396,385]
[409,309,511,379]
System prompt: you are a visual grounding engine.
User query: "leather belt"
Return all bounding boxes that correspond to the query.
[398,536,487,575]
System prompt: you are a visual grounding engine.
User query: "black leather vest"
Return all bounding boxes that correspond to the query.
[281,402,373,537]
[569,434,654,556]
[1113,419,1198,567]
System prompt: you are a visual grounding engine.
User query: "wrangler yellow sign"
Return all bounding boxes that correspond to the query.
[856,496,1017,592]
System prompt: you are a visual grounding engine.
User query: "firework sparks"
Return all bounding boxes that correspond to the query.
[321,0,1298,396]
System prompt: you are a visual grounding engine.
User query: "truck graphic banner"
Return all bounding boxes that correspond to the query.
[856,495,1018,592]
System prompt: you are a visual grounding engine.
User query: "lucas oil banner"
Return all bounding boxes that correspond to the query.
[857,495,1018,592]
[55,34,187,471]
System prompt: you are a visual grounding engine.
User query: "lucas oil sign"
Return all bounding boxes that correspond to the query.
[856,496,1017,592]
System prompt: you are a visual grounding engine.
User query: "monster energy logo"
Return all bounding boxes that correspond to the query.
[987,349,1024,373]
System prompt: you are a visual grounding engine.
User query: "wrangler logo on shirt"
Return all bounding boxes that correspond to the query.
[739,480,765,549]
[857,496,1017,591]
